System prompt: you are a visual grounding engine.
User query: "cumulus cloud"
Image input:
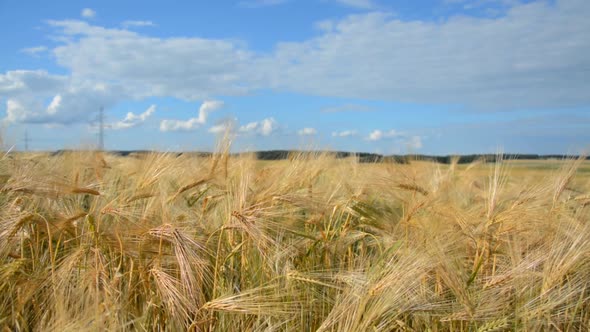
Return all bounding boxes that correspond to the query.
[405,136,423,150]
[367,129,401,141]
[1,71,125,125]
[160,100,223,132]
[297,127,317,136]
[20,46,48,56]
[52,0,589,111]
[445,0,521,12]
[267,0,590,109]
[48,20,254,101]
[3,21,247,127]
[81,8,96,18]
[3,0,590,131]
[4,100,28,123]
[121,20,156,28]
[109,105,155,130]
[208,123,229,134]
[332,130,358,137]
[208,119,237,134]
[0,70,66,96]
[259,118,279,136]
[2,97,67,126]
[239,122,258,133]
[239,118,279,136]
[46,95,61,114]
[365,129,424,150]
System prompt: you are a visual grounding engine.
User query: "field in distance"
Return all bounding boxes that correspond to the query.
[1,151,589,331]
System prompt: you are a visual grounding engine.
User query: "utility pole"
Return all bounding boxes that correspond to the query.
[99,106,104,151]
[24,129,30,152]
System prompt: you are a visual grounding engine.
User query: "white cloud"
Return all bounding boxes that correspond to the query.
[109,105,156,130]
[21,46,48,56]
[239,117,279,136]
[446,0,521,10]
[48,20,254,101]
[239,121,259,133]
[0,70,66,96]
[332,130,357,137]
[405,136,423,150]
[297,127,317,136]
[368,130,383,141]
[208,119,236,134]
[208,124,228,134]
[0,24,242,128]
[47,95,61,115]
[267,0,590,109]
[81,8,96,18]
[333,0,375,9]
[365,129,424,150]
[367,129,400,141]
[5,99,28,123]
[260,118,279,136]
[159,100,223,132]
[0,70,125,125]
[3,0,590,130]
[121,20,156,28]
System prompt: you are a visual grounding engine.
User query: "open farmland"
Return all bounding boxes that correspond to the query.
[1,151,589,331]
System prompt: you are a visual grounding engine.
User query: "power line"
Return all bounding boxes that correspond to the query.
[99,106,104,150]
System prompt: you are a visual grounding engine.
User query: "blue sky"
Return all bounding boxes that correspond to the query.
[0,0,589,154]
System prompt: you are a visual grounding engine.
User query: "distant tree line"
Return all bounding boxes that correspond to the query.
[253,151,589,164]
[244,150,589,164]
[49,149,588,164]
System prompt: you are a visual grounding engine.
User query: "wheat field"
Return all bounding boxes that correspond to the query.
[1,147,589,331]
